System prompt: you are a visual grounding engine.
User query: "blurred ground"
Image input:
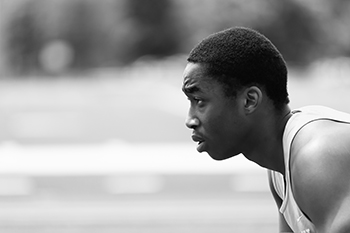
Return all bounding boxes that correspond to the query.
[0,191,276,233]
[0,60,349,233]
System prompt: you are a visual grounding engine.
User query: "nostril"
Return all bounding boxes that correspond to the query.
[185,117,199,129]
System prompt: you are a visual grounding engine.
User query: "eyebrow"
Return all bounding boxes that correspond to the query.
[182,84,201,95]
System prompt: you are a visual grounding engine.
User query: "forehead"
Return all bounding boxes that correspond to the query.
[182,63,218,94]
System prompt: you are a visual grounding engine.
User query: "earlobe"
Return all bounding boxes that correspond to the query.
[244,86,262,114]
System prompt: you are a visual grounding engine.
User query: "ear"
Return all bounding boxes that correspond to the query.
[243,86,262,114]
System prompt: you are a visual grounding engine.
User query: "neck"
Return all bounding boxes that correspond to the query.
[243,105,292,175]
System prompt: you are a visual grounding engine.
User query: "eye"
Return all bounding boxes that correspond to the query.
[186,95,204,107]
[186,96,199,103]
[193,97,201,103]
[193,97,205,107]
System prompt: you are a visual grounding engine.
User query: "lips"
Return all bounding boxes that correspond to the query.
[191,134,206,152]
[191,134,204,143]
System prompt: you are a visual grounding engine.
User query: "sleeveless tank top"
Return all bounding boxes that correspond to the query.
[270,105,350,233]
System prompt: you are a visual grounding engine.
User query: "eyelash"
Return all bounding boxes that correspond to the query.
[192,97,203,105]
[187,96,204,106]
[193,97,200,101]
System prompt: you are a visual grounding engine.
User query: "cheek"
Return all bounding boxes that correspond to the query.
[205,113,232,135]
[200,103,240,137]
[212,112,242,141]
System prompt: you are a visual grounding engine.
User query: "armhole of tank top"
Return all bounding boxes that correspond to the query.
[281,109,350,225]
[286,118,335,222]
[280,112,315,213]
[270,170,284,200]
[277,109,350,214]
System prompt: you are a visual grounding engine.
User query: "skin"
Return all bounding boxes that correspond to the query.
[182,62,250,160]
[182,62,350,233]
[182,62,290,170]
[290,120,350,233]
[268,172,294,232]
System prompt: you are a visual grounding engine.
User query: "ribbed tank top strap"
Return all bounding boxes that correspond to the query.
[280,110,320,212]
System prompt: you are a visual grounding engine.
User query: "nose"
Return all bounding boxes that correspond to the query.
[185,116,200,129]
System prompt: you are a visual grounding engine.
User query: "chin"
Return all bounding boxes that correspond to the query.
[207,151,234,161]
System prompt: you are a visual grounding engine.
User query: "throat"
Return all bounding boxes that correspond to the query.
[243,143,285,175]
[243,111,291,174]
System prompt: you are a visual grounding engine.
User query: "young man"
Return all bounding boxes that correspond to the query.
[182,27,350,233]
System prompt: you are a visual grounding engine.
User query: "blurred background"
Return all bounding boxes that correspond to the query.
[0,0,350,232]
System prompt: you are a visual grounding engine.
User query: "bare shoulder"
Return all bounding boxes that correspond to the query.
[291,120,350,176]
[290,120,350,232]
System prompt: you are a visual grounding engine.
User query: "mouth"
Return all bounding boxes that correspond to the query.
[191,134,206,152]
[191,135,204,143]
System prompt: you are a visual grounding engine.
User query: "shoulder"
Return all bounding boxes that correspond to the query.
[290,120,350,231]
[291,119,350,174]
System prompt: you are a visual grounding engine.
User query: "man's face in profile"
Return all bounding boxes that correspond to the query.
[182,62,247,160]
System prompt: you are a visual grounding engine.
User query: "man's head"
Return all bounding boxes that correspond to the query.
[187,27,289,110]
[182,27,290,160]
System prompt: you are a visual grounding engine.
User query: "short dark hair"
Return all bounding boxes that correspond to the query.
[187,27,289,110]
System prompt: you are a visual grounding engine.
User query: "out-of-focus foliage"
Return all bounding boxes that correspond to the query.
[1,0,350,76]
[254,0,324,66]
[177,0,326,67]
[122,0,182,63]
[4,0,44,74]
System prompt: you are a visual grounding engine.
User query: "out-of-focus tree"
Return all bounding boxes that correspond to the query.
[2,0,350,75]
[5,0,44,75]
[59,0,102,70]
[326,0,350,57]
[254,0,325,67]
[122,0,183,63]
[3,0,185,74]
[178,0,326,67]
